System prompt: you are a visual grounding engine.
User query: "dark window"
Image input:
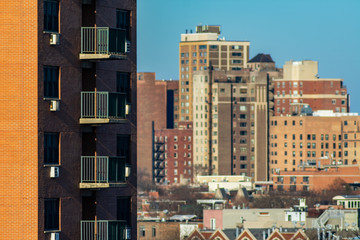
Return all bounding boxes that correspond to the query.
[116,9,131,40]
[44,198,59,230]
[44,0,59,32]
[44,66,59,98]
[44,133,59,164]
[117,72,131,103]
[140,226,145,237]
[117,197,131,224]
[152,227,156,237]
[240,122,247,127]
[117,135,130,164]
[232,52,242,56]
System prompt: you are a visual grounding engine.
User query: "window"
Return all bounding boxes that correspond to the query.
[44,66,59,98]
[152,227,156,237]
[210,218,216,230]
[303,176,309,183]
[44,0,59,32]
[44,198,59,230]
[140,226,145,237]
[116,9,131,40]
[117,72,131,102]
[117,135,130,163]
[44,133,59,164]
[117,197,131,224]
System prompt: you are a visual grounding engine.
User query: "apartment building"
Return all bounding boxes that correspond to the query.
[179,25,250,122]
[273,60,349,116]
[192,54,281,180]
[0,0,136,239]
[273,163,360,192]
[154,122,193,184]
[137,72,179,181]
[269,111,360,189]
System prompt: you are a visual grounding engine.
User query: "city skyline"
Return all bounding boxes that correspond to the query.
[138,0,360,112]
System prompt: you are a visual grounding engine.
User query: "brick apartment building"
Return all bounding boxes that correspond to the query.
[137,72,179,181]
[192,54,281,181]
[154,122,193,184]
[270,111,360,190]
[273,60,349,116]
[0,0,136,239]
[179,25,250,122]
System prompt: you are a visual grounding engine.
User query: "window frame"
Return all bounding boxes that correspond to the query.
[44,0,59,32]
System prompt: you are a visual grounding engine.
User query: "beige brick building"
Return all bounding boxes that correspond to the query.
[269,111,360,182]
[192,54,281,180]
[179,25,250,122]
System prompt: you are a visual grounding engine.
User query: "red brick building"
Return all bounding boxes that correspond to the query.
[154,122,193,184]
[273,60,349,116]
[137,72,179,181]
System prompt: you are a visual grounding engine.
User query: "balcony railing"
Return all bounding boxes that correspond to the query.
[80,27,127,60]
[80,91,128,124]
[80,156,130,188]
[81,220,130,240]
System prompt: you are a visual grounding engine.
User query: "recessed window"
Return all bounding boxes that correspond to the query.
[44,66,59,98]
[116,9,131,40]
[44,198,59,231]
[44,0,59,32]
[117,72,131,103]
[44,133,59,164]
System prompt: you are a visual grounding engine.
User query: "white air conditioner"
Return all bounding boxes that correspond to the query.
[50,33,60,45]
[125,40,131,53]
[50,100,60,111]
[50,166,59,178]
[50,232,59,240]
[125,166,131,178]
[126,104,131,115]
[124,227,131,240]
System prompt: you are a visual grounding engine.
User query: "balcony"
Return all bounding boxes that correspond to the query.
[81,220,130,240]
[80,156,130,189]
[80,27,127,60]
[80,91,128,124]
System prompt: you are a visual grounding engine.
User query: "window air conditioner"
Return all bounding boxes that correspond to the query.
[50,33,60,45]
[50,100,60,111]
[126,104,131,115]
[50,232,59,240]
[50,166,59,178]
[125,40,131,53]
[125,166,131,178]
[124,227,131,240]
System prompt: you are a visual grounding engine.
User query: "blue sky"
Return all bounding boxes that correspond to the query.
[137,0,360,112]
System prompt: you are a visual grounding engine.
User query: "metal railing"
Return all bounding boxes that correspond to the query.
[81,27,126,55]
[81,156,128,183]
[81,220,129,240]
[81,91,126,120]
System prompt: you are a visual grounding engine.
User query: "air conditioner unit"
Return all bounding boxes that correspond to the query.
[125,40,131,53]
[124,227,131,240]
[125,166,131,178]
[50,232,59,240]
[126,104,131,115]
[50,33,60,45]
[50,100,60,111]
[50,166,59,178]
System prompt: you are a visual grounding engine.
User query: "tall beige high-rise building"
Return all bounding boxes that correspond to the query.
[192,54,282,181]
[179,25,250,122]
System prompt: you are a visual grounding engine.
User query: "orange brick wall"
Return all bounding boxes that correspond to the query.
[0,0,38,239]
